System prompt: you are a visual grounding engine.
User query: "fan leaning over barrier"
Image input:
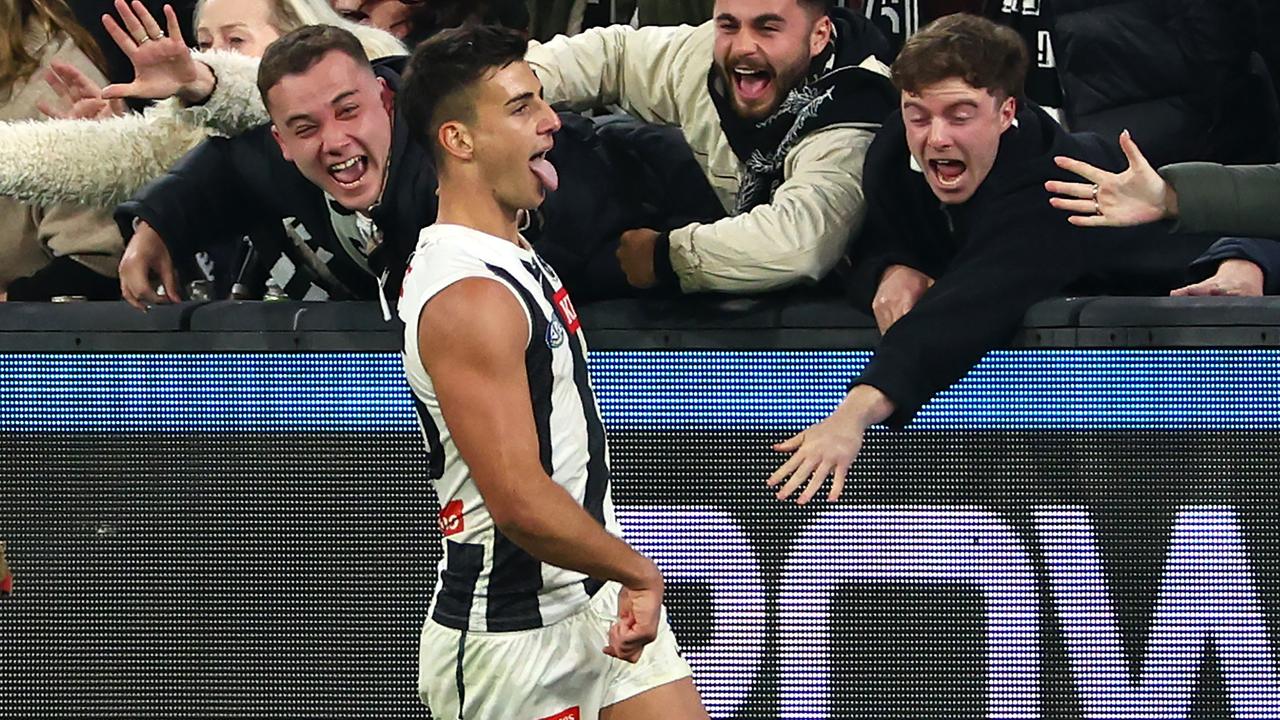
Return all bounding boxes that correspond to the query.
[767,14,1221,503]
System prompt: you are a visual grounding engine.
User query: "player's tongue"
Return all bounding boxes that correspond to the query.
[530,155,559,192]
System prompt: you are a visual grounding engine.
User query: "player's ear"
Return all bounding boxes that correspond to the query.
[439,120,474,161]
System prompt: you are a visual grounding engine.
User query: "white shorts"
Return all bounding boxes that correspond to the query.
[417,582,693,720]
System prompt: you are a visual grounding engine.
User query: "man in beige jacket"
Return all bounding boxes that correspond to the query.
[526,0,896,295]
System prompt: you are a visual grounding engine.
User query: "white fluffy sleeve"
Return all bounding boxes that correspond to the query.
[0,106,209,208]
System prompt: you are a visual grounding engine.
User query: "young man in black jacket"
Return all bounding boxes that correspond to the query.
[767,13,1213,503]
[115,25,433,310]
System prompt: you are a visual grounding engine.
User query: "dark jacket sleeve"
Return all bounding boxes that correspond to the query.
[1161,162,1280,239]
[847,184,932,310]
[854,185,1085,428]
[1189,236,1280,294]
[5,257,120,301]
[114,132,275,260]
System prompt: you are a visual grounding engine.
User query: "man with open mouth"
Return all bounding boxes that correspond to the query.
[766,14,1217,504]
[525,0,897,295]
[113,24,438,311]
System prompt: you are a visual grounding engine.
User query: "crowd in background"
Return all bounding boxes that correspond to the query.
[3,4,1279,709]
[0,0,1276,311]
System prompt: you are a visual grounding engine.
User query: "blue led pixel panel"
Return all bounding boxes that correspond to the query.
[1,349,1279,719]
[0,353,417,431]
[5,349,1280,431]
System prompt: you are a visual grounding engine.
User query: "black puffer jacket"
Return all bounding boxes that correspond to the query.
[850,102,1214,427]
[116,59,434,303]
[531,114,725,301]
[992,0,1277,167]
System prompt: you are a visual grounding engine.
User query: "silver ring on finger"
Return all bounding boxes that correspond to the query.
[1094,198,1102,216]
[136,35,151,44]
[1091,183,1099,200]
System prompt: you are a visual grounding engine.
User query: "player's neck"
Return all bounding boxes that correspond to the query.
[436,178,522,246]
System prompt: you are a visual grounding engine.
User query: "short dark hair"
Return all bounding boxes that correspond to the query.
[797,0,835,13]
[257,24,372,109]
[401,0,532,46]
[891,13,1028,100]
[400,25,528,163]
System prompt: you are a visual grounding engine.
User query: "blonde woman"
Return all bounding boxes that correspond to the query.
[0,0,122,299]
[0,0,404,210]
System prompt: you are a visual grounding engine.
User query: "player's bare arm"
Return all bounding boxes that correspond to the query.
[419,276,664,660]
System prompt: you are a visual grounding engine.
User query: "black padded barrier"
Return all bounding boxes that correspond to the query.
[3,295,1280,352]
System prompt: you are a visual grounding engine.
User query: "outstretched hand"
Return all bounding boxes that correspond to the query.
[768,419,863,504]
[37,61,127,120]
[100,1,211,104]
[1045,130,1177,228]
[767,385,894,504]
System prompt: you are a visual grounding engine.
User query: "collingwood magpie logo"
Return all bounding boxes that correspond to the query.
[546,316,567,348]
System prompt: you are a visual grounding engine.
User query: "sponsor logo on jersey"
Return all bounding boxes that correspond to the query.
[552,288,581,334]
[438,500,464,537]
[538,708,580,720]
[546,317,567,349]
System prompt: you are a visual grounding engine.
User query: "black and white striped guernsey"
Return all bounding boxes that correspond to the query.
[399,223,621,633]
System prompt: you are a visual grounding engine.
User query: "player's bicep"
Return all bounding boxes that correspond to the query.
[418,279,544,525]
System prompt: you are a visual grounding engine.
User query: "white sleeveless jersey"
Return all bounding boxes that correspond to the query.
[399,223,622,633]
